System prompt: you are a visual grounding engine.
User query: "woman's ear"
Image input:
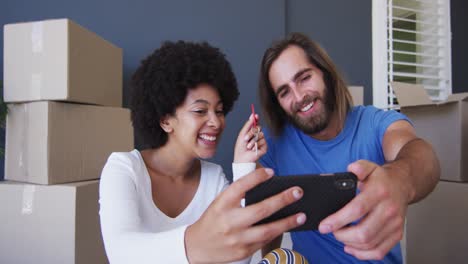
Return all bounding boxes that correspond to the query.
[160,116,173,133]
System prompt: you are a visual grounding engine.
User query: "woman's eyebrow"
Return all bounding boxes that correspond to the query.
[190,99,209,105]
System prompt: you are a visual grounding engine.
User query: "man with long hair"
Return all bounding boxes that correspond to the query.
[257,33,440,263]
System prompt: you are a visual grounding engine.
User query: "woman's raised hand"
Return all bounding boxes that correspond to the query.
[234,114,267,163]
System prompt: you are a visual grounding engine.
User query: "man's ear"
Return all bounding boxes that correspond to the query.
[160,116,173,133]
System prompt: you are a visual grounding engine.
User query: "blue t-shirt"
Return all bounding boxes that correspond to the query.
[260,105,410,264]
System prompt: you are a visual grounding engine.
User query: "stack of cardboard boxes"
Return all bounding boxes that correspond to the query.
[393,82,468,264]
[1,19,133,263]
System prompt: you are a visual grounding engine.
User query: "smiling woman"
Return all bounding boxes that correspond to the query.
[159,84,226,160]
[98,40,277,264]
[129,41,239,151]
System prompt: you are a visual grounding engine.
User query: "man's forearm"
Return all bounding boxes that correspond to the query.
[384,138,440,204]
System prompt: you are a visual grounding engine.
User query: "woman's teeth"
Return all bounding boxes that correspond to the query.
[200,134,216,141]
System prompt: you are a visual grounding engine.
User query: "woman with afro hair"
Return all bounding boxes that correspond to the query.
[99,41,306,264]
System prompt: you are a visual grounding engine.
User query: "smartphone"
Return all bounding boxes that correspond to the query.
[245,172,357,232]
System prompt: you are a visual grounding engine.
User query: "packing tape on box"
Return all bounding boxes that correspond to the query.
[31,21,44,97]
[22,185,36,215]
[31,21,43,53]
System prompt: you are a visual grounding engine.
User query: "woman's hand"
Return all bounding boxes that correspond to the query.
[185,168,306,263]
[234,114,267,163]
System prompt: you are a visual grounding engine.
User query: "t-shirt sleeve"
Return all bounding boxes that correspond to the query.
[370,106,413,146]
[99,153,189,264]
[218,166,230,192]
[232,163,256,182]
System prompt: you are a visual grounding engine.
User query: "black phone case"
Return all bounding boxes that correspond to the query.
[245,172,357,232]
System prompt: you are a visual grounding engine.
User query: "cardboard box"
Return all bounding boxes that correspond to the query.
[349,86,364,105]
[0,180,108,264]
[406,180,468,264]
[5,101,133,184]
[392,82,468,182]
[4,18,122,107]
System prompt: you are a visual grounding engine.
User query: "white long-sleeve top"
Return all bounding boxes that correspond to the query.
[99,150,240,264]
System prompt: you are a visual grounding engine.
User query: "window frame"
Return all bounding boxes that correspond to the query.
[372,0,452,109]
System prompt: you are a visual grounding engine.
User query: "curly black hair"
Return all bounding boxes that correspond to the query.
[130,40,239,149]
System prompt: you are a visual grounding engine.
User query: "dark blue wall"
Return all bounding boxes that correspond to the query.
[0,0,285,180]
[286,0,373,104]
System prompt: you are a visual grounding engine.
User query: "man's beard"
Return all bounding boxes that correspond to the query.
[287,90,334,135]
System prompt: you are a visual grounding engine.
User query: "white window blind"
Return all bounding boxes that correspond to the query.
[373,0,451,109]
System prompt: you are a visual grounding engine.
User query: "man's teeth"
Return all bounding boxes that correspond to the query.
[300,102,314,112]
[200,134,216,141]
